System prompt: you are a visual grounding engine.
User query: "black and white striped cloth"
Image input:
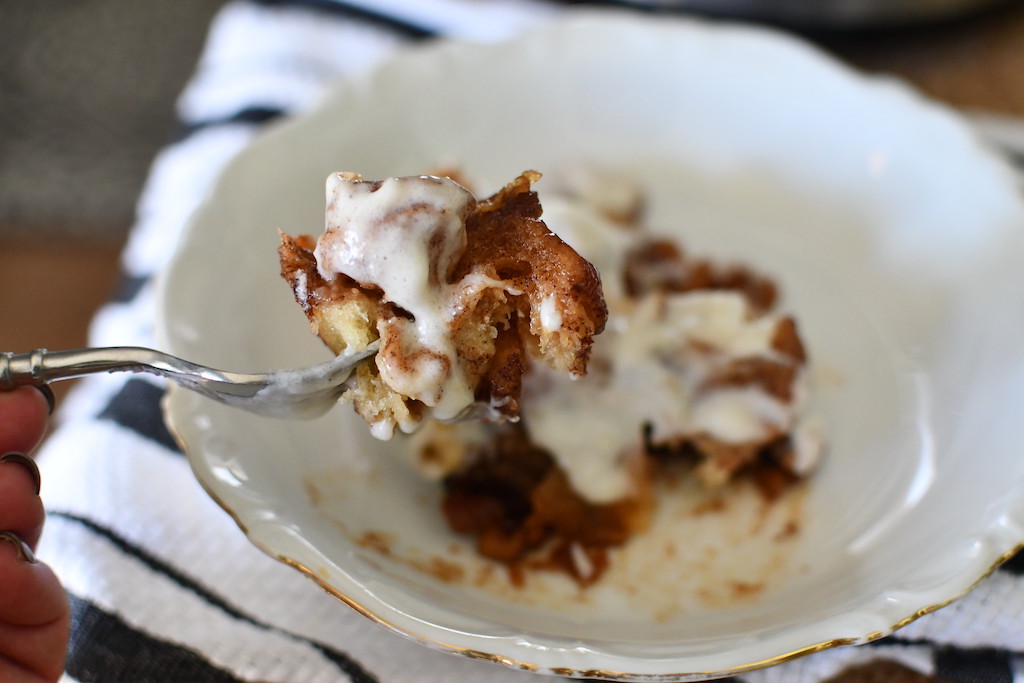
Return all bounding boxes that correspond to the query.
[36,1,1024,681]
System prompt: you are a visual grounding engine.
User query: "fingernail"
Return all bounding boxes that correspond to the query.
[0,531,37,564]
[32,384,56,415]
[1,452,41,495]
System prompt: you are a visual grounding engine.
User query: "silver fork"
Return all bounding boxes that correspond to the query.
[0,344,378,419]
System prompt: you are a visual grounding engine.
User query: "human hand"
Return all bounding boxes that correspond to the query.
[0,386,70,682]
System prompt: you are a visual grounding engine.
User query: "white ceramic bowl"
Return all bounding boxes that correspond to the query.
[159,10,1024,680]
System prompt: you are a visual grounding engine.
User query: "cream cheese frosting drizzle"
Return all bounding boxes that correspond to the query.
[315,173,479,422]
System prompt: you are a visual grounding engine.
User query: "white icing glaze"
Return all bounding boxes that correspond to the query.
[315,174,481,422]
[316,171,820,500]
[523,290,803,502]
[539,294,563,334]
[520,183,818,503]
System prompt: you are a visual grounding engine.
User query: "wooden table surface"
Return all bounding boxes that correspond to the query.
[2,0,1022,405]
[815,0,1024,117]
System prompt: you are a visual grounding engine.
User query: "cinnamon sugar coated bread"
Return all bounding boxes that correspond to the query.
[278,171,606,439]
[280,167,822,587]
[415,168,824,585]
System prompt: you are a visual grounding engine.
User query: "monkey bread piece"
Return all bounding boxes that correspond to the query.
[413,168,824,587]
[278,171,607,439]
[280,166,822,589]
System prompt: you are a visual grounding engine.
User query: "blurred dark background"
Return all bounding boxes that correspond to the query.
[1,0,227,245]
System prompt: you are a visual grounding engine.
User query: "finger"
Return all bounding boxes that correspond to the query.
[0,387,50,456]
[0,458,45,549]
[0,533,70,682]
[0,533,69,625]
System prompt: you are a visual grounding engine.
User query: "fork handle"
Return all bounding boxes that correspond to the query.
[0,347,205,390]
